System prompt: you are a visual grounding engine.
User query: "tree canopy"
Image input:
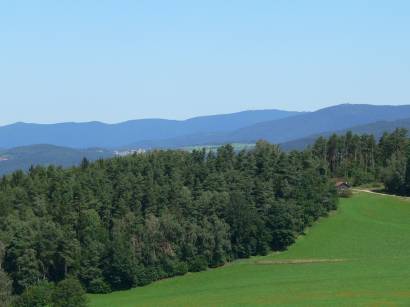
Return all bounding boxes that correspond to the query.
[310,128,410,194]
[0,141,337,302]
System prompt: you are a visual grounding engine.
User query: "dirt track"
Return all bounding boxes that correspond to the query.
[353,188,410,200]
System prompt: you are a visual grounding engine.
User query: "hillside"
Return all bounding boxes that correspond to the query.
[218,104,410,144]
[89,192,410,306]
[0,144,113,175]
[130,104,410,149]
[0,142,336,305]
[0,110,299,149]
[231,104,410,143]
[281,117,410,150]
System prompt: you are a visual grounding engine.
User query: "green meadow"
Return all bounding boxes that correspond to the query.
[89,192,410,306]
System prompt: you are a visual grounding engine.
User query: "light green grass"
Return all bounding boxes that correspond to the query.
[89,192,410,306]
[356,182,385,190]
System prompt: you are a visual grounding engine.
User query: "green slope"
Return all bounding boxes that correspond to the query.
[89,192,410,306]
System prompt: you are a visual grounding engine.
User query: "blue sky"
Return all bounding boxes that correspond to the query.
[1,0,410,124]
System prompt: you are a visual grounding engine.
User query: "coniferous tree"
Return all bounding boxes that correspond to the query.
[0,141,338,299]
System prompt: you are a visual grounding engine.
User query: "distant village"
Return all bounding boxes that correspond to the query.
[114,148,146,157]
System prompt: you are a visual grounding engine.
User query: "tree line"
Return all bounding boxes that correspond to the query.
[310,128,410,194]
[0,141,337,306]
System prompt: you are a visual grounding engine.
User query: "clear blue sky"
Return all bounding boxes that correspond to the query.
[1,0,410,124]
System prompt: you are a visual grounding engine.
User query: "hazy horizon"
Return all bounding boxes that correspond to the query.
[1,1,410,125]
[2,103,410,126]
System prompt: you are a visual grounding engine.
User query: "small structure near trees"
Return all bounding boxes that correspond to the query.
[335,181,352,197]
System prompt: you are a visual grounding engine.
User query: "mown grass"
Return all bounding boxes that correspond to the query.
[90,192,410,306]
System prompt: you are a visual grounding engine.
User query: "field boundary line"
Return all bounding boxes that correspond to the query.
[353,189,410,200]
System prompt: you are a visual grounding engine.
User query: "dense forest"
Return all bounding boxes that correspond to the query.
[0,141,337,306]
[310,128,410,194]
[2,128,410,306]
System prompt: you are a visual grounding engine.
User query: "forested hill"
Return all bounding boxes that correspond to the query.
[0,145,114,176]
[0,142,337,304]
[0,110,299,148]
[228,104,410,144]
[281,117,410,150]
[130,104,410,149]
[4,104,410,151]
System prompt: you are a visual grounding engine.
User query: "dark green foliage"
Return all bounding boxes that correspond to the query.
[51,277,87,307]
[268,201,298,250]
[0,268,12,307]
[311,131,378,184]
[0,141,337,299]
[311,128,410,196]
[12,278,88,307]
[87,278,110,294]
[162,259,188,277]
[13,281,53,307]
[188,256,209,272]
[0,269,12,307]
[0,241,12,307]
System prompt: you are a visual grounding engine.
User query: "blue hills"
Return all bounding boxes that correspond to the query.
[129,104,410,148]
[2,104,410,175]
[0,109,299,149]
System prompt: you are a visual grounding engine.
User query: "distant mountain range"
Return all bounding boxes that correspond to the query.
[281,117,410,151]
[0,145,113,176]
[0,109,300,149]
[2,103,410,175]
[132,104,410,148]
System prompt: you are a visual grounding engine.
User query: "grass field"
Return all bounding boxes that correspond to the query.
[89,192,410,306]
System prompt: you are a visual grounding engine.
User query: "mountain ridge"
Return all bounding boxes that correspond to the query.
[0,109,300,148]
[280,117,410,150]
[128,104,410,149]
[0,144,114,176]
[3,104,410,175]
